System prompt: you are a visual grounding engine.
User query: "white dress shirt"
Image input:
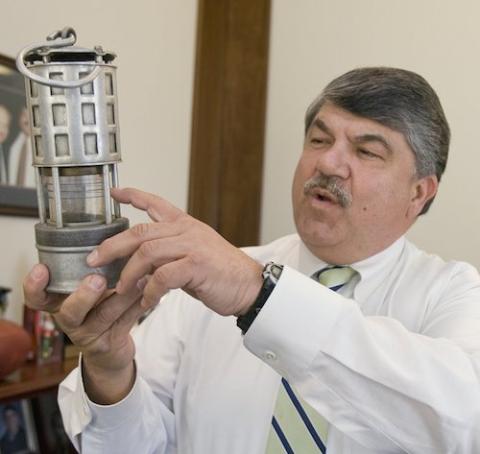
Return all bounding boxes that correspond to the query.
[7,132,35,187]
[58,234,480,453]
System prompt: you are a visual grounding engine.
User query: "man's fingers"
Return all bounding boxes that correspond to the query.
[142,258,194,309]
[55,274,107,332]
[111,187,183,222]
[23,264,49,308]
[64,280,143,349]
[23,264,64,312]
[112,296,150,339]
[86,296,146,356]
[85,277,151,354]
[84,285,141,335]
[87,221,184,268]
[116,236,188,294]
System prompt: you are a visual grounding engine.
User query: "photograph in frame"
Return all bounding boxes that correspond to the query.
[0,400,39,454]
[0,53,37,217]
[31,391,73,453]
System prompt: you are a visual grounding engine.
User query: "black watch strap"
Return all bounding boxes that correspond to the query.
[236,262,284,335]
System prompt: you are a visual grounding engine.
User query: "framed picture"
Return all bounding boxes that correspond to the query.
[31,391,74,454]
[0,400,39,453]
[0,53,37,217]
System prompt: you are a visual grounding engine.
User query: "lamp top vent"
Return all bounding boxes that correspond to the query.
[24,46,116,65]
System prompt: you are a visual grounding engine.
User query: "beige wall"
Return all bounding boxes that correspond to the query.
[4,1,479,321]
[1,0,197,321]
[261,0,480,269]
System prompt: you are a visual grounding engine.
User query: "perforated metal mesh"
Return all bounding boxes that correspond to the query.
[26,65,120,166]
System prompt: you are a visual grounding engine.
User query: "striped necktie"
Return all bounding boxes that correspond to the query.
[265,266,356,453]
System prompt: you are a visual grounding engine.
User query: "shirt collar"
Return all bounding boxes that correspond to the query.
[351,237,406,302]
[297,236,406,302]
[297,241,329,277]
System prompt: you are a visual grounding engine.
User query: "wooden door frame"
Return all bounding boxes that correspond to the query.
[188,0,271,247]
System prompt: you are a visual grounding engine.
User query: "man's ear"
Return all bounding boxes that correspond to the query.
[407,175,438,219]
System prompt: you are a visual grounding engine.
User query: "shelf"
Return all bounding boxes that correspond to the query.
[0,357,78,402]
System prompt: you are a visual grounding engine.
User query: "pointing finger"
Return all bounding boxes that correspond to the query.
[110,187,184,222]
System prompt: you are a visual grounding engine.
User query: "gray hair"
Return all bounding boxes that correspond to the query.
[305,67,450,215]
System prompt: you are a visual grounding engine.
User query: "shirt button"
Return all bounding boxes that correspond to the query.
[264,350,277,361]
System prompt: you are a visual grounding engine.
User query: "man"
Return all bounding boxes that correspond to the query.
[24,68,480,453]
[0,405,29,454]
[8,108,35,188]
[0,104,11,184]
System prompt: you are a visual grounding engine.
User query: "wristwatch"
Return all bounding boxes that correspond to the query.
[236,262,284,335]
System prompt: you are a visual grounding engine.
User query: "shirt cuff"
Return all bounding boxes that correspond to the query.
[243,265,351,381]
[58,355,93,444]
[60,354,145,432]
[83,362,149,431]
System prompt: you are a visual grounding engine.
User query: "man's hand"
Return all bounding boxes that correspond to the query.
[23,264,146,404]
[23,187,262,401]
[87,187,263,317]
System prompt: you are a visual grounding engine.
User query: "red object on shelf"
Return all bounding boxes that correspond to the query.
[23,306,64,365]
[0,319,32,380]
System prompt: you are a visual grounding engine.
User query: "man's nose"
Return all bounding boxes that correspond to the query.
[314,142,350,179]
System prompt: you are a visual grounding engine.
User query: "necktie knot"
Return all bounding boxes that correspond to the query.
[313,266,356,291]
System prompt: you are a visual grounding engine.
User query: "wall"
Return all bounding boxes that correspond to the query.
[262,0,480,269]
[1,0,197,321]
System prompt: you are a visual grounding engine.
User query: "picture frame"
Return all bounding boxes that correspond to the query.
[0,399,39,453]
[31,391,74,454]
[0,53,37,217]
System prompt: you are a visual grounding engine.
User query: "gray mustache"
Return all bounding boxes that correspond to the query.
[303,174,352,208]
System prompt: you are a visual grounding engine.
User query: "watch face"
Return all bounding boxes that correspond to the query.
[263,262,283,283]
[271,264,283,280]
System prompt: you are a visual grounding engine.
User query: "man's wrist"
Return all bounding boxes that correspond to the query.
[82,357,136,405]
[236,262,284,334]
[236,263,264,316]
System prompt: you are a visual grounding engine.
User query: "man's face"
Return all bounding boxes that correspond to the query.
[19,108,30,135]
[4,409,20,433]
[0,107,11,144]
[292,102,437,263]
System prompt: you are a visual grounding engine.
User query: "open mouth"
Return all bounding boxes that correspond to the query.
[303,175,352,208]
[316,193,333,202]
[310,189,337,204]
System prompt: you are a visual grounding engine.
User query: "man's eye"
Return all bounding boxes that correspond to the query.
[358,148,381,159]
[311,137,327,145]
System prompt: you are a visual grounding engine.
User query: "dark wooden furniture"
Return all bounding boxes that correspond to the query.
[0,357,78,402]
[0,358,78,453]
